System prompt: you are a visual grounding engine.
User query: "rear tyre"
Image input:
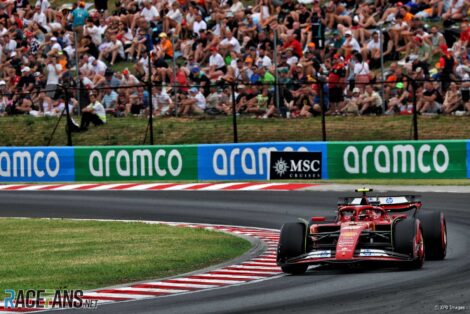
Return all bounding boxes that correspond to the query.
[277,222,308,275]
[416,211,447,260]
[393,218,424,269]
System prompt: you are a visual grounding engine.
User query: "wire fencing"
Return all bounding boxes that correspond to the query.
[0,77,468,146]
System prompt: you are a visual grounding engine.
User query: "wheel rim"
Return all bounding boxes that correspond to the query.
[441,214,447,254]
[414,224,424,261]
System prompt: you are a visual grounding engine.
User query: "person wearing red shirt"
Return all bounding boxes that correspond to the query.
[281,34,303,58]
[327,54,346,114]
[460,22,470,47]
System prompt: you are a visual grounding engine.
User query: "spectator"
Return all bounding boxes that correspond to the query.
[179,87,205,115]
[358,85,383,115]
[80,93,106,131]
[442,82,463,114]
[417,81,443,114]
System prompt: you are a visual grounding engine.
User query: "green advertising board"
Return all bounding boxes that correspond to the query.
[327,141,467,179]
[74,146,198,181]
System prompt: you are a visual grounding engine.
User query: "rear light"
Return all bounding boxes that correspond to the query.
[311,217,326,222]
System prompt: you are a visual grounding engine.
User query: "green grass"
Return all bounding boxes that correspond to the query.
[0,218,250,298]
[1,115,469,146]
[325,179,470,186]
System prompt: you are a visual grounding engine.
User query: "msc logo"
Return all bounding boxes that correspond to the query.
[270,151,322,179]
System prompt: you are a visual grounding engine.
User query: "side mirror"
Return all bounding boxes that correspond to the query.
[311,216,326,222]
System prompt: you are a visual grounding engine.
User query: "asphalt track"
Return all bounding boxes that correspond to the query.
[0,190,469,314]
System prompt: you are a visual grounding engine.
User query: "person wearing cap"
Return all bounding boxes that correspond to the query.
[72,1,89,40]
[126,29,151,62]
[439,44,456,92]
[341,30,361,56]
[385,82,410,115]
[340,87,361,115]
[327,54,346,115]
[99,34,125,66]
[179,87,205,115]
[156,32,174,60]
[203,46,225,80]
[18,67,35,93]
[189,67,211,96]
[80,93,106,131]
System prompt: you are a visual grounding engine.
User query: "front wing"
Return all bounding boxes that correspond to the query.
[278,249,414,266]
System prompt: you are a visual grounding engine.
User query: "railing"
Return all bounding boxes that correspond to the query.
[0,77,468,146]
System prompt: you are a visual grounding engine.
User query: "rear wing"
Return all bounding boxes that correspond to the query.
[337,195,422,210]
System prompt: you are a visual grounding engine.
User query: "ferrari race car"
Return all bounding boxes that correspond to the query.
[277,189,447,274]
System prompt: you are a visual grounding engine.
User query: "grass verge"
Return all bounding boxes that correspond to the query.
[1,115,469,146]
[0,218,250,298]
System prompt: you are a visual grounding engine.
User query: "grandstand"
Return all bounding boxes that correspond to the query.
[0,0,469,126]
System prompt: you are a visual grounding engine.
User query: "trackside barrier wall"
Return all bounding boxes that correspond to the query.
[197,142,329,180]
[328,140,468,179]
[0,140,468,182]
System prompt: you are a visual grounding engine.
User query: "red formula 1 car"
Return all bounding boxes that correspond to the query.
[277,189,447,274]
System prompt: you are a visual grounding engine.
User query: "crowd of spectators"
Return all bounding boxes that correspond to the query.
[0,0,470,126]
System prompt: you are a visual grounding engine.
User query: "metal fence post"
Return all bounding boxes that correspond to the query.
[319,80,326,141]
[147,29,154,145]
[231,82,238,143]
[412,81,418,140]
[63,85,73,146]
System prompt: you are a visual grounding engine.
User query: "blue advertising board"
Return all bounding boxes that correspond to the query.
[468,140,470,179]
[198,142,328,180]
[0,147,75,182]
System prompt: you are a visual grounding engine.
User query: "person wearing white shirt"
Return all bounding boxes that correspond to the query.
[342,30,361,54]
[204,47,227,80]
[164,2,183,35]
[46,56,62,99]
[140,1,159,23]
[229,0,244,13]
[98,35,125,65]
[4,35,17,54]
[32,5,47,27]
[220,31,241,53]
[256,48,272,68]
[50,37,62,51]
[84,19,102,46]
[192,14,207,36]
[80,93,106,131]
[153,86,173,116]
[89,56,107,76]
[180,87,205,115]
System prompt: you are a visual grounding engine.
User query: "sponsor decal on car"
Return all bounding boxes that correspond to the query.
[306,250,331,258]
[358,249,388,257]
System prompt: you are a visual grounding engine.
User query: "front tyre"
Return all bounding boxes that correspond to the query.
[393,218,425,269]
[277,222,308,275]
